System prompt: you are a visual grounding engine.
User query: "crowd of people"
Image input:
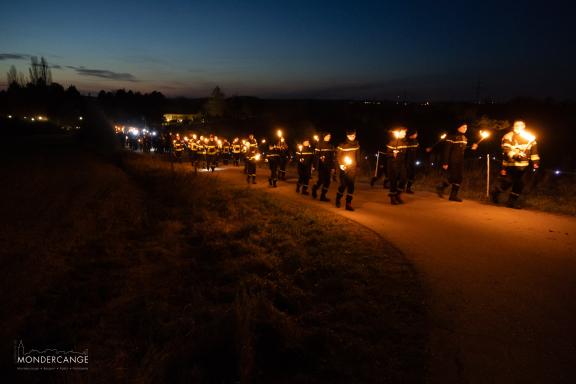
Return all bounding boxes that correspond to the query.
[120,120,540,210]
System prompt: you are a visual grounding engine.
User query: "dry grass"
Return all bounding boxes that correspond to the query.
[414,162,576,216]
[1,137,428,383]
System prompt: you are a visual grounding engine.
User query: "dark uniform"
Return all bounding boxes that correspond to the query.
[231,139,242,166]
[278,140,289,180]
[188,138,199,171]
[386,132,408,204]
[404,132,420,193]
[221,140,231,165]
[205,136,218,172]
[336,134,361,211]
[266,143,280,187]
[436,131,469,201]
[296,143,314,194]
[245,137,259,183]
[172,135,185,162]
[492,128,540,208]
[312,137,336,201]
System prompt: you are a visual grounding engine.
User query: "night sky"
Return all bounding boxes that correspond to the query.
[1,0,574,100]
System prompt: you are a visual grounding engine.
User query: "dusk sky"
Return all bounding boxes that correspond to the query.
[1,0,574,100]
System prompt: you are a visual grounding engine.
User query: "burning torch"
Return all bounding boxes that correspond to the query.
[340,156,353,171]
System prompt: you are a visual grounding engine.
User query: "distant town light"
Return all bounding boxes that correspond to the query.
[8,115,12,119]
[415,161,421,166]
[78,116,83,121]
[554,170,561,175]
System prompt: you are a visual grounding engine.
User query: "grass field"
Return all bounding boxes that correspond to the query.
[1,135,428,383]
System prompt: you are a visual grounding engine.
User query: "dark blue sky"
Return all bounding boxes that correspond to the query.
[1,0,574,100]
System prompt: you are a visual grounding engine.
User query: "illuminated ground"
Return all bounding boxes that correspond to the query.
[214,164,576,383]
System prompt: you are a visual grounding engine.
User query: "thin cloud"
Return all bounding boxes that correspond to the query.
[0,53,30,61]
[68,66,138,82]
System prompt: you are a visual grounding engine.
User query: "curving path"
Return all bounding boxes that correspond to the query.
[215,165,576,383]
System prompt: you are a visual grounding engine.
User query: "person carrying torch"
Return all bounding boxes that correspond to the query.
[276,130,289,181]
[436,123,478,202]
[295,140,314,194]
[232,138,242,166]
[245,133,260,184]
[336,128,361,211]
[404,128,420,194]
[386,127,409,205]
[266,140,280,187]
[491,120,540,209]
[205,134,219,172]
[311,132,336,202]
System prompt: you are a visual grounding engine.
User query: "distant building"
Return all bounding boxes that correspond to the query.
[163,113,203,124]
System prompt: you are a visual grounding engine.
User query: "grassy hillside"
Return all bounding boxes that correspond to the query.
[1,136,427,383]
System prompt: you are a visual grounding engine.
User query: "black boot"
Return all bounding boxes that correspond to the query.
[370,177,377,187]
[296,183,301,193]
[320,189,330,202]
[449,184,462,202]
[269,177,273,186]
[335,193,343,208]
[389,193,399,205]
[436,182,447,198]
[311,185,318,199]
[395,192,404,204]
[405,182,414,194]
[507,193,521,209]
[345,195,354,211]
[246,175,250,184]
[491,190,500,204]
[273,179,277,188]
[252,176,256,184]
[302,185,309,195]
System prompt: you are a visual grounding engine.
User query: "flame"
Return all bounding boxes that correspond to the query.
[255,153,261,161]
[313,135,319,142]
[277,129,283,138]
[520,131,536,142]
[440,133,447,140]
[344,156,353,165]
[480,130,490,139]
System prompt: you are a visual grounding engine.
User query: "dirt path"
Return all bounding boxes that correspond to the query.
[213,165,576,383]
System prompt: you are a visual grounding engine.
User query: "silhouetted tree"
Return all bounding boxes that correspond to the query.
[28,56,52,87]
[204,86,226,118]
[6,65,26,89]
